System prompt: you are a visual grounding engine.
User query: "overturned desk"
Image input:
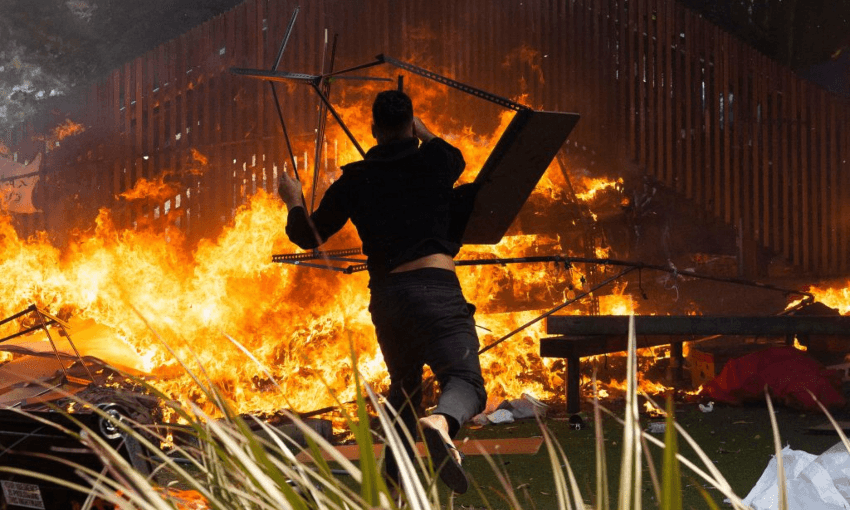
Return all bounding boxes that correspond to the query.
[541,315,850,414]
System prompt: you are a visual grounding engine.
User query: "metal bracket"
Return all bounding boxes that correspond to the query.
[0,305,96,386]
[376,54,530,112]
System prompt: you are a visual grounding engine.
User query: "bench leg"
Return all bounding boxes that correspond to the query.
[669,341,684,384]
[567,355,581,414]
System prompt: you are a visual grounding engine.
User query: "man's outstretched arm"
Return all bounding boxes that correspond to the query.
[279,172,348,249]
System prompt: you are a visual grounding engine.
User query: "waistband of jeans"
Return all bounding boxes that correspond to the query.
[370,267,459,288]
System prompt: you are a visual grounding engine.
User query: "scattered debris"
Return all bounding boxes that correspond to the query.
[472,393,548,426]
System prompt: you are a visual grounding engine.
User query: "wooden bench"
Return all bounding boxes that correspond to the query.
[541,315,850,414]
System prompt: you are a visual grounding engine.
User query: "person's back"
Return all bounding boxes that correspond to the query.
[328,136,464,277]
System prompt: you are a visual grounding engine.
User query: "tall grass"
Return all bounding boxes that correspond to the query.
[0,315,834,509]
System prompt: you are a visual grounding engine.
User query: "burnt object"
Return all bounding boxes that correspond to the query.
[461,109,580,244]
[0,306,161,509]
[0,407,152,509]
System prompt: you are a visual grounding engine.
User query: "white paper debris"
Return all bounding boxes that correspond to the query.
[486,409,515,424]
[472,393,548,426]
[742,443,850,510]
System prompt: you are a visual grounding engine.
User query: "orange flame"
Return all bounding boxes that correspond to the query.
[53,118,86,142]
[803,280,850,315]
[119,175,179,202]
[191,148,209,167]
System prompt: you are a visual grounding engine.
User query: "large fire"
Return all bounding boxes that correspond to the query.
[0,80,646,424]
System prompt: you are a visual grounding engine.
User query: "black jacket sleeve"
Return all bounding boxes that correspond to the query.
[284,180,350,249]
[420,137,466,184]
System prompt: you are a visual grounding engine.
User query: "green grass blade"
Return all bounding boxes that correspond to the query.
[617,315,641,510]
[692,478,723,510]
[348,343,385,507]
[661,395,682,510]
[592,371,610,510]
[539,420,573,510]
[765,387,788,510]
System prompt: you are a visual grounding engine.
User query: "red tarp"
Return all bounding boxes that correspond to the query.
[701,346,846,410]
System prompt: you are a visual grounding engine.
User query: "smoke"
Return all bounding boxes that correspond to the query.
[0,41,70,130]
[0,0,244,134]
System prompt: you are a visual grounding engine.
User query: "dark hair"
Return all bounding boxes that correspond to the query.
[372,90,413,132]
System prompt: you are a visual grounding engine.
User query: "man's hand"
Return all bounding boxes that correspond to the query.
[413,117,436,143]
[278,172,305,210]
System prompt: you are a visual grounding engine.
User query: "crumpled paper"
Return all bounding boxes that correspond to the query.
[471,393,549,426]
[742,443,850,510]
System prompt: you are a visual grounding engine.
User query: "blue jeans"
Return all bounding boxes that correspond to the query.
[369,268,487,482]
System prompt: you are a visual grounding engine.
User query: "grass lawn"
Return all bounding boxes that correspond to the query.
[345,401,846,509]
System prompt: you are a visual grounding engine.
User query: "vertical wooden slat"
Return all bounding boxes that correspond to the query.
[225,6,237,220]
[836,104,850,273]
[164,38,178,230]
[134,57,144,189]
[621,0,631,160]
[643,0,653,177]
[714,26,724,220]
[799,78,809,271]
[710,24,720,219]
[201,18,215,233]
[655,0,666,184]
[237,2,250,210]
[702,19,713,211]
[174,34,188,232]
[683,8,693,199]
[664,0,675,189]
[253,1,265,205]
[638,0,648,166]
[209,14,224,228]
[591,0,602,146]
[829,96,839,274]
[596,0,608,146]
[818,89,829,273]
[628,0,638,161]
[721,31,731,224]
[790,73,800,268]
[806,84,816,272]
[145,50,155,181]
[770,59,780,257]
[154,44,168,229]
[694,15,704,208]
[761,54,770,250]
[187,26,201,234]
[751,53,762,248]
[738,41,750,241]
[615,0,627,151]
[112,69,123,200]
[768,60,780,260]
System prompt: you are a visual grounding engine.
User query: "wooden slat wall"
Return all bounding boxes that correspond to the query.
[3,0,848,275]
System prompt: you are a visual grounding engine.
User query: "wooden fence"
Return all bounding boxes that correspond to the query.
[2,0,848,275]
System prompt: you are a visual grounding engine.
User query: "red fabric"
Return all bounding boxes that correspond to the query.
[701,346,846,410]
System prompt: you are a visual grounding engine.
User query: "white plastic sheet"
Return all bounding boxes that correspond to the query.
[742,443,850,510]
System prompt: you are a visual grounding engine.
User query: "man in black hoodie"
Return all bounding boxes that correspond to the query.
[279,90,486,494]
